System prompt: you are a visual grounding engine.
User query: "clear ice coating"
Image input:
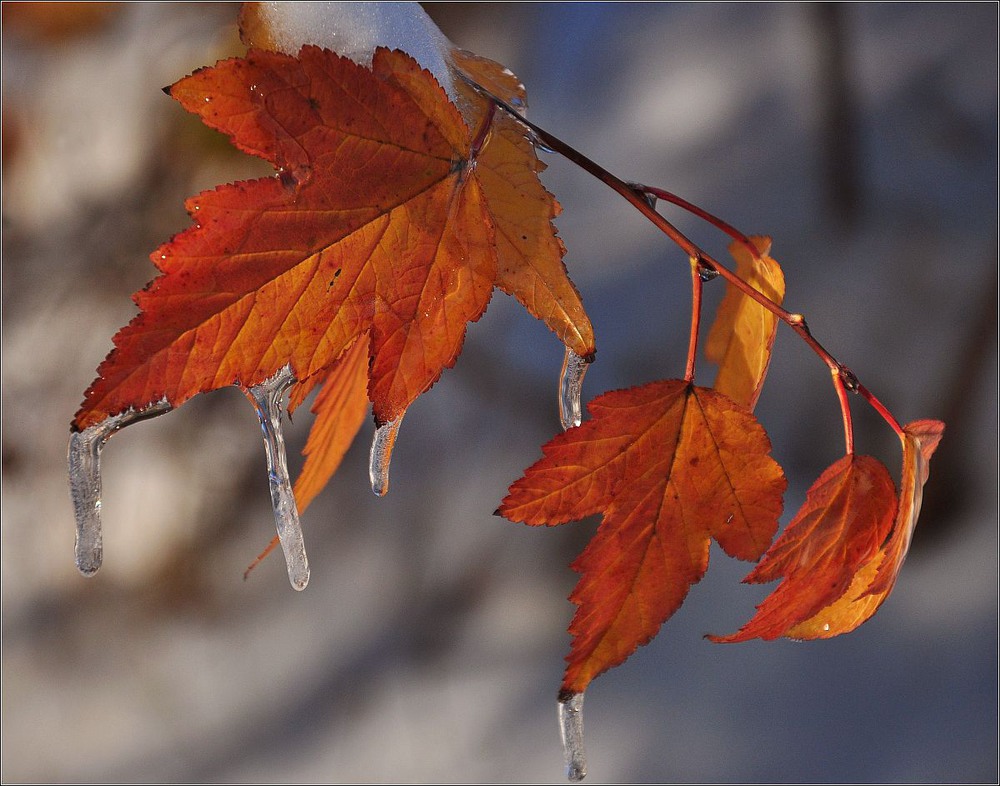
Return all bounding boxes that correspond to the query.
[527,129,557,154]
[559,347,591,431]
[246,366,310,591]
[68,399,172,576]
[369,416,402,496]
[558,691,587,781]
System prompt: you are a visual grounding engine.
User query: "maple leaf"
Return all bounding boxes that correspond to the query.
[708,454,897,642]
[713,420,944,641]
[705,235,785,410]
[289,332,370,511]
[499,379,786,693]
[72,45,594,436]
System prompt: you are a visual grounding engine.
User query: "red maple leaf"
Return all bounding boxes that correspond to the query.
[712,419,944,641]
[72,45,594,438]
[499,379,786,693]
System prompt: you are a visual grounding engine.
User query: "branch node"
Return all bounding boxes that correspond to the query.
[836,364,860,392]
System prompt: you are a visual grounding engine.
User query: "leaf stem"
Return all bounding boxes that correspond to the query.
[685,256,703,384]
[458,71,898,450]
[634,184,761,266]
[832,371,855,455]
[244,535,280,580]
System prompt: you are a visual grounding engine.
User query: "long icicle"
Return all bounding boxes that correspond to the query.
[246,366,309,591]
[558,690,587,781]
[68,399,171,576]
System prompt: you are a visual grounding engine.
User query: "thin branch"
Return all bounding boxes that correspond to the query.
[457,71,897,450]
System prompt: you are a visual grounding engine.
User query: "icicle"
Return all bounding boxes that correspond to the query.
[68,399,171,576]
[559,348,591,431]
[369,416,403,496]
[558,690,587,782]
[246,366,309,591]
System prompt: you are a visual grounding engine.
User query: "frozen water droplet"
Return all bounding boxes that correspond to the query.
[369,416,403,496]
[527,130,557,155]
[278,164,313,189]
[559,348,591,430]
[558,691,587,781]
[628,182,657,210]
[246,366,309,591]
[698,265,719,283]
[68,400,171,576]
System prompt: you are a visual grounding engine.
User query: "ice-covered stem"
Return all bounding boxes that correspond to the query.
[458,73,902,451]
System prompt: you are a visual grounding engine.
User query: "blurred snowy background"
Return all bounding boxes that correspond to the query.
[2,3,997,782]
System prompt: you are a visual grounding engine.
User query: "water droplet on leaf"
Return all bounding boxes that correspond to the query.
[245,366,309,591]
[558,690,587,781]
[559,348,591,430]
[369,416,403,496]
[68,400,171,576]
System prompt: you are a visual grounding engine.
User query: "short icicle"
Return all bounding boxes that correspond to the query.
[246,366,309,591]
[68,399,172,576]
[558,689,587,781]
[369,416,403,497]
[559,347,591,431]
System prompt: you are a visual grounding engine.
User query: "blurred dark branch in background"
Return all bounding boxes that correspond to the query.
[811,3,862,227]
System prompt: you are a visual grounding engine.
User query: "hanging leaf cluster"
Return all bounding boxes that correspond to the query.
[68,5,945,781]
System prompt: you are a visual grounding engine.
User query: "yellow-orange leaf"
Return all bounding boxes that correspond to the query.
[784,419,945,639]
[72,45,594,434]
[292,334,370,511]
[499,380,786,693]
[709,454,897,642]
[706,235,785,409]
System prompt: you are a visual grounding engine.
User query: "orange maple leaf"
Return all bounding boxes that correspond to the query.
[289,332,370,511]
[783,419,945,638]
[713,420,944,641]
[708,453,897,642]
[499,379,786,693]
[706,235,785,410]
[72,45,593,435]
